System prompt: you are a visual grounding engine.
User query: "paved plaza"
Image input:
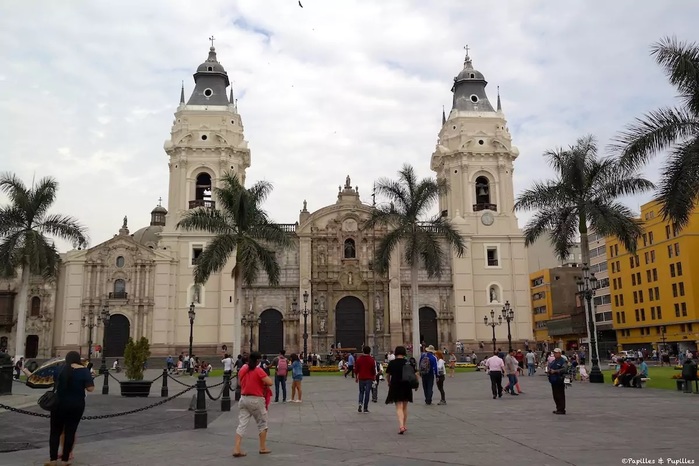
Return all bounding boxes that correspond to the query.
[0,369,697,465]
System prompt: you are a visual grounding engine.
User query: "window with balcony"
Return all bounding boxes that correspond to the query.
[190,172,214,209]
[111,279,127,299]
[473,176,496,212]
[485,245,499,267]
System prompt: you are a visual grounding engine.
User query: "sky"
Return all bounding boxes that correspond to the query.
[0,0,697,251]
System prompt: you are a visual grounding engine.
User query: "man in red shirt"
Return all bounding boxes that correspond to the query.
[354,345,377,413]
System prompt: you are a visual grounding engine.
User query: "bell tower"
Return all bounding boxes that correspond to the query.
[430,48,532,347]
[162,39,251,229]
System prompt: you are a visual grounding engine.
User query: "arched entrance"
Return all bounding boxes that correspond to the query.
[335,296,365,350]
[258,309,284,356]
[25,335,39,358]
[419,307,438,348]
[105,314,130,357]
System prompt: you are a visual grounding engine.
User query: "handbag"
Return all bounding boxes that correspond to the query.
[38,386,58,411]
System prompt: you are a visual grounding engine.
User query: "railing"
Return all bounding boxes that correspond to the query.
[277,223,297,233]
[108,292,128,300]
[189,200,215,209]
[473,203,497,212]
[0,313,12,327]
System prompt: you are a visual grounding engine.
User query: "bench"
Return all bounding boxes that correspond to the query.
[639,377,650,387]
[675,379,699,393]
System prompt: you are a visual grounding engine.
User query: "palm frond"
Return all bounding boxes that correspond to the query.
[0,172,31,213]
[656,138,699,230]
[415,228,445,278]
[38,214,88,246]
[374,227,405,275]
[514,181,569,212]
[0,232,23,278]
[587,201,643,254]
[177,208,232,235]
[0,206,26,236]
[29,177,58,221]
[549,207,579,262]
[192,234,237,284]
[612,106,697,167]
[652,36,699,114]
[425,216,466,258]
[521,209,567,248]
[374,178,409,215]
[249,241,282,286]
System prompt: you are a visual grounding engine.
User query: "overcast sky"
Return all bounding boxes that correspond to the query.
[1,1,697,251]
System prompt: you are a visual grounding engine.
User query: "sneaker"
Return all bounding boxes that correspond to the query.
[437,400,446,405]
[358,404,362,413]
[363,407,369,413]
[493,395,496,399]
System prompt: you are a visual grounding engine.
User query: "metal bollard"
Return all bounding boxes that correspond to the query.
[161,368,168,398]
[102,369,109,395]
[194,374,207,429]
[221,372,231,412]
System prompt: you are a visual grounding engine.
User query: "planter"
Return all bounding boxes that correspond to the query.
[120,380,153,397]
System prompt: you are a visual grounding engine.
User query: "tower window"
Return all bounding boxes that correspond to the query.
[204,88,213,97]
[207,67,213,71]
[190,173,214,209]
[201,134,208,141]
[470,73,475,78]
[474,176,495,211]
[30,297,41,317]
[343,239,356,259]
[486,246,500,267]
[116,256,125,268]
[192,245,203,265]
[470,94,479,103]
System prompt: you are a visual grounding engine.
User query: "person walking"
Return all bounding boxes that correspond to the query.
[354,346,376,413]
[385,346,416,434]
[344,352,355,378]
[271,350,288,403]
[547,348,568,414]
[525,350,536,376]
[448,352,457,378]
[289,354,303,402]
[418,345,438,405]
[222,353,234,376]
[435,350,447,405]
[504,349,519,396]
[371,358,384,403]
[485,351,505,399]
[232,352,274,457]
[46,351,94,465]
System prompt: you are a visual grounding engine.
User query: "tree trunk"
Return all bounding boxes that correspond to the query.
[411,260,420,358]
[13,265,30,359]
[234,267,243,357]
[578,219,598,360]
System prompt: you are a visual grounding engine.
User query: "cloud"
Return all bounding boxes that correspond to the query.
[0,0,696,250]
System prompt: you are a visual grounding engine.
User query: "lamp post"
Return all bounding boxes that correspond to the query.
[188,303,196,375]
[81,309,98,362]
[98,306,110,375]
[501,301,514,352]
[301,290,311,376]
[241,308,260,353]
[576,264,604,383]
[660,326,667,365]
[484,310,502,353]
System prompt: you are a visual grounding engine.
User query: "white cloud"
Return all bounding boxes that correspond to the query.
[0,0,696,250]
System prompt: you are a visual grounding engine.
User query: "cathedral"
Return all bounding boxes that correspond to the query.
[0,44,533,359]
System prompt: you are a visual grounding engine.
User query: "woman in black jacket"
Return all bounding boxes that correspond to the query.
[46,351,94,465]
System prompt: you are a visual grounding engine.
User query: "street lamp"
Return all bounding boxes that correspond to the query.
[484,310,502,353]
[81,309,99,361]
[188,303,196,375]
[501,301,514,352]
[301,290,312,376]
[660,326,667,366]
[576,264,604,383]
[98,306,110,375]
[241,308,260,353]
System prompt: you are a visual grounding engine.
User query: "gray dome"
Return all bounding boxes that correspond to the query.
[151,205,167,214]
[186,45,231,106]
[197,47,227,73]
[456,68,485,81]
[132,225,163,249]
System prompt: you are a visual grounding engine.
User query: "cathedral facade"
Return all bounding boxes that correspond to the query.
[1,45,533,359]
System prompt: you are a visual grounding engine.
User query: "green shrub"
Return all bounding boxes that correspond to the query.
[123,337,151,380]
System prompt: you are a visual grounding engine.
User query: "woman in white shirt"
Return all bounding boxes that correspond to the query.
[435,351,447,405]
[221,353,234,375]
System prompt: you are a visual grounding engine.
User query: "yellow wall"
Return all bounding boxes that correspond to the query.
[606,201,699,349]
[530,269,553,343]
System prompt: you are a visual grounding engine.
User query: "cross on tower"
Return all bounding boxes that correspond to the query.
[209,35,216,48]
[158,196,163,207]
[464,45,470,56]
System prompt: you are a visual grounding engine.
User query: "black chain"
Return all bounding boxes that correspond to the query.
[107,372,121,383]
[0,385,196,420]
[150,372,163,383]
[204,379,226,401]
[167,374,197,387]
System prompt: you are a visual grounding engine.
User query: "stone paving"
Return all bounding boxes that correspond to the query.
[0,369,697,465]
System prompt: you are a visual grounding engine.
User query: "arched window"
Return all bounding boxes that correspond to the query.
[30,296,41,316]
[344,238,356,259]
[474,176,496,211]
[113,279,126,299]
[191,173,214,209]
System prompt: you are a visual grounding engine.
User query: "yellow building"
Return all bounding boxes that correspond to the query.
[607,201,699,353]
[530,267,584,350]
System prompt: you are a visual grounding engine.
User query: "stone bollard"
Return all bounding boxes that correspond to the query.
[161,368,168,398]
[0,352,13,395]
[194,374,207,429]
[102,369,109,395]
[221,372,231,412]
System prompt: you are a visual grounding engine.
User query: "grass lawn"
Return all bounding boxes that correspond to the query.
[209,366,478,378]
[598,365,681,391]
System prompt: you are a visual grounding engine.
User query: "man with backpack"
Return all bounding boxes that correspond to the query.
[419,345,438,405]
[272,350,288,403]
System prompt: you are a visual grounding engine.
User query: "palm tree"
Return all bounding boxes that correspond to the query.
[176,172,293,354]
[613,37,699,230]
[0,173,88,359]
[514,135,653,270]
[364,164,466,356]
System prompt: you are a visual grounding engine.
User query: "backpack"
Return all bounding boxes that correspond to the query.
[402,361,419,389]
[419,354,432,376]
[276,357,288,377]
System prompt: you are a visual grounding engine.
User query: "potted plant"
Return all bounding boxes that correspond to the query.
[120,337,153,397]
